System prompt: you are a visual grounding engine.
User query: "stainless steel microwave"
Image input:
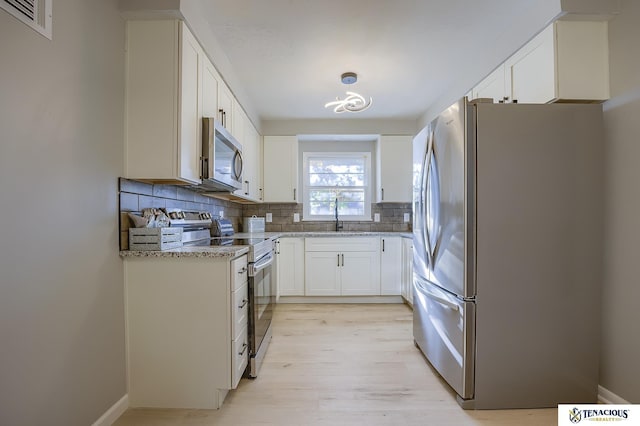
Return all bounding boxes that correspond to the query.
[201,117,243,192]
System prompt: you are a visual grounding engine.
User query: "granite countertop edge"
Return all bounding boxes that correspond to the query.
[120,246,250,259]
[120,231,411,258]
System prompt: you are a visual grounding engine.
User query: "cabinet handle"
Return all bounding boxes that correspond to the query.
[218,108,224,124]
[381,188,384,201]
[223,111,227,127]
[238,342,248,356]
[276,240,281,255]
[341,253,344,266]
[382,239,385,252]
[337,253,340,267]
[238,299,248,309]
[293,188,296,201]
[200,156,208,180]
[259,188,263,201]
[244,180,249,196]
[238,267,247,274]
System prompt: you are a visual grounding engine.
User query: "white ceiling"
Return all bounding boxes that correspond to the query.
[195,0,560,123]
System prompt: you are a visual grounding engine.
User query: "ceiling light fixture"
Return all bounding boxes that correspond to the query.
[325,72,372,113]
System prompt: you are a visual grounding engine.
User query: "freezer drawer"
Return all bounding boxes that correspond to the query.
[413,276,475,400]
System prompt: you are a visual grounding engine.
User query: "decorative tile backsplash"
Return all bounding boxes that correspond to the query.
[242,203,412,233]
[118,178,242,250]
[119,177,412,249]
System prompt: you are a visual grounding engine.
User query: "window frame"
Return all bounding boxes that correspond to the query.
[302,151,372,221]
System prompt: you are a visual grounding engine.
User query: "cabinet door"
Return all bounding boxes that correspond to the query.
[376,136,412,203]
[380,237,402,295]
[305,252,340,296]
[247,123,263,200]
[472,64,507,103]
[178,23,202,184]
[232,107,250,198]
[401,238,414,305]
[202,57,219,120]
[278,238,305,296]
[218,82,234,130]
[505,24,555,104]
[263,136,298,203]
[341,251,381,296]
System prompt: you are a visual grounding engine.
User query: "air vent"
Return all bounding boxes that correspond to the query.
[1,0,52,40]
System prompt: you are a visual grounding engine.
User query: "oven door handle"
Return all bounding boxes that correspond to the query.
[249,252,274,276]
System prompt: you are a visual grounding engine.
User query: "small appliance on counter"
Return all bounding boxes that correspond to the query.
[211,218,235,237]
[243,216,265,233]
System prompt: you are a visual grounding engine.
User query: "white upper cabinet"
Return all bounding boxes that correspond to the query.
[124,20,203,185]
[263,136,299,203]
[218,82,234,131]
[471,20,609,104]
[245,120,263,201]
[376,135,412,203]
[233,107,263,202]
[201,56,220,121]
[470,64,508,103]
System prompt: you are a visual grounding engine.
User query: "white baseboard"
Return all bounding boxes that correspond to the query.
[277,295,404,304]
[92,394,129,426]
[598,385,630,404]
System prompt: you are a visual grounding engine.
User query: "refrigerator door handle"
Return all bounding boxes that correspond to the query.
[415,277,459,311]
[421,132,435,267]
[429,144,442,261]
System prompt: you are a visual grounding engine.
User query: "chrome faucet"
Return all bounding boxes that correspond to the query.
[335,197,343,231]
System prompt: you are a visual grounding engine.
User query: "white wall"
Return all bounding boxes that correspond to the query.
[600,0,640,403]
[0,1,126,424]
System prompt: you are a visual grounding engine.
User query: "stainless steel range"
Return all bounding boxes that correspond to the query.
[180,216,275,379]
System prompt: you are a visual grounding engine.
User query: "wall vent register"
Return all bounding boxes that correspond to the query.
[1,0,52,39]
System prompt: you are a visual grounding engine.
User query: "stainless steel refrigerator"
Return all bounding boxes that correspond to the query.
[412,98,603,409]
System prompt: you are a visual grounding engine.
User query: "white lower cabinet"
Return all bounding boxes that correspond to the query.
[305,237,380,296]
[380,237,402,295]
[124,254,248,409]
[276,238,305,296]
[401,237,414,306]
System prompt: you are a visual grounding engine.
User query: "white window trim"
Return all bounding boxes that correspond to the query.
[302,151,372,221]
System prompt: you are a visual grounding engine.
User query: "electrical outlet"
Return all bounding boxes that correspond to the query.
[219,210,224,218]
[403,213,410,223]
[293,213,300,222]
[266,213,273,223]
[374,213,380,222]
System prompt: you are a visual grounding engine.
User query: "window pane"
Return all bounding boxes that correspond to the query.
[308,157,365,187]
[304,152,371,219]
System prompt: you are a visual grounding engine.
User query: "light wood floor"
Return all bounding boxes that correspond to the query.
[114,304,557,425]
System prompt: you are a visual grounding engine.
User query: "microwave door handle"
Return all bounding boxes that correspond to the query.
[233,150,243,181]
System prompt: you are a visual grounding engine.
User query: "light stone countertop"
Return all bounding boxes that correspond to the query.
[120,231,411,259]
[120,245,249,259]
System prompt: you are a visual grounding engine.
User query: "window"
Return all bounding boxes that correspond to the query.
[303,152,371,221]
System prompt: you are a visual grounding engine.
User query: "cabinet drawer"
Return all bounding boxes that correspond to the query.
[231,254,248,291]
[232,283,249,338]
[232,325,249,389]
[305,237,379,252]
